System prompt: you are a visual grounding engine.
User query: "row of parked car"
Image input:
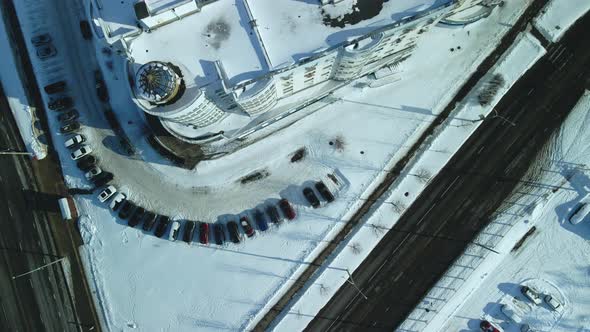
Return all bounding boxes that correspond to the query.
[97,189,300,245]
[46,80,116,197]
[91,178,337,246]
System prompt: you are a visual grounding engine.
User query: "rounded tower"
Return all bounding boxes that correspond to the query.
[135,62,182,105]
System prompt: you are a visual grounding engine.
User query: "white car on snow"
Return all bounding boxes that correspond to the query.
[64,134,85,149]
[84,166,102,180]
[98,185,117,203]
[70,145,92,160]
[109,192,126,211]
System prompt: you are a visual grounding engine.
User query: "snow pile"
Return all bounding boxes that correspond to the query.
[534,0,590,42]
[0,13,47,159]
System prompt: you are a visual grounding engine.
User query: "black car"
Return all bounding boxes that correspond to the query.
[303,187,321,208]
[59,121,80,133]
[214,224,225,245]
[57,109,79,123]
[118,200,135,219]
[128,207,145,227]
[95,70,109,102]
[80,20,92,40]
[183,221,196,243]
[91,171,113,187]
[44,80,66,94]
[315,181,334,203]
[36,44,57,60]
[265,205,281,223]
[76,155,97,172]
[154,215,171,238]
[141,212,157,232]
[48,96,73,111]
[31,33,51,46]
[227,221,241,244]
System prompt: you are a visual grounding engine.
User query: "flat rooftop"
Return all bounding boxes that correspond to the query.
[128,0,267,87]
[249,0,453,67]
[101,0,452,87]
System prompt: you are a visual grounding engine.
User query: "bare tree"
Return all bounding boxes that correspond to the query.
[413,168,432,183]
[369,223,387,237]
[319,283,330,296]
[349,242,362,255]
[478,74,505,106]
[390,200,406,214]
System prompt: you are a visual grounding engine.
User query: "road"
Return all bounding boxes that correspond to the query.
[254,1,551,330]
[305,10,590,332]
[0,89,79,331]
[0,0,101,330]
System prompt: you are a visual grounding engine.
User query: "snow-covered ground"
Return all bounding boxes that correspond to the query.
[272,30,546,332]
[423,90,590,332]
[534,0,590,42]
[8,0,544,330]
[0,12,46,159]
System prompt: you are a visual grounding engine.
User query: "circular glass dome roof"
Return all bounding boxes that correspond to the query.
[135,61,182,104]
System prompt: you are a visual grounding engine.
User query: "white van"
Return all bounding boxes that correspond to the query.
[569,202,590,224]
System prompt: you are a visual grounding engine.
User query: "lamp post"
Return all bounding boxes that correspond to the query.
[12,257,66,280]
[0,149,33,156]
[474,108,516,127]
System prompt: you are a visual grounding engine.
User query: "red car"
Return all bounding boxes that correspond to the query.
[240,216,255,238]
[480,320,501,332]
[278,199,296,220]
[199,222,209,244]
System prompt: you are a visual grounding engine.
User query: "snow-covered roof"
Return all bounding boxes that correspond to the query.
[145,0,191,14]
[120,0,452,88]
[249,0,453,66]
[128,0,267,87]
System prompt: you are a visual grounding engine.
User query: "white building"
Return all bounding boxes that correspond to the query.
[90,0,488,144]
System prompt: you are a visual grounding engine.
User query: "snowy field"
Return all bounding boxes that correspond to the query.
[0,13,46,159]
[430,90,590,332]
[534,0,590,42]
[8,0,542,331]
[272,30,546,332]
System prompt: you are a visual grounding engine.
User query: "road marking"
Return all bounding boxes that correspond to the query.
[416,202,437,226]
[439,175,461,199]
[369,257,391,283]
[476,146,485,155]
[526,88,535,96]
[8,206,13,218]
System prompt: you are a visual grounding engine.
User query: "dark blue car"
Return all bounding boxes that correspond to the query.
[254,209,269,231]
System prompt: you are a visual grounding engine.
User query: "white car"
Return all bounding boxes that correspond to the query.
[544,294,562,310]
[70,146,92,160]
[169,221,180,241]
[98,185,117,203]
[521,285,542,305]
[64,134,85,149]
[84,166,102,180]
[569,202,590,225]
[109,192,126,211]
